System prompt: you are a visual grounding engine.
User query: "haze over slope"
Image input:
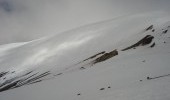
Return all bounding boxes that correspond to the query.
[0,12,170,100]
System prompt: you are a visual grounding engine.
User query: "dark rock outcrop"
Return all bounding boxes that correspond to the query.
[145,25,153,31]
[93,49,118,64]
[122,35,154,51]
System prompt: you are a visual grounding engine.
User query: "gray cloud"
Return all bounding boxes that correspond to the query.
[0,0,170,45]
[0,0,12,12]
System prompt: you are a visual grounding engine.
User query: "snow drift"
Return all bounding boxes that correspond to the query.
[0,12,170,100]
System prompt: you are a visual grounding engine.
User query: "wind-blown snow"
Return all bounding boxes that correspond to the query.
[0,12,170,100]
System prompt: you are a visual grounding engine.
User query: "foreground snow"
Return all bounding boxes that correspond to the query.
[0,12,170,100]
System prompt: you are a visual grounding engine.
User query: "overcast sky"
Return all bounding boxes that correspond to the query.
[0,0,170,44]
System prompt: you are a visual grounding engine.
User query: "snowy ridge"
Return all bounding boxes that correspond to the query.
[0,13,170,100]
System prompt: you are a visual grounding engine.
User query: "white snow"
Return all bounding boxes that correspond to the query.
[0,12,170,100]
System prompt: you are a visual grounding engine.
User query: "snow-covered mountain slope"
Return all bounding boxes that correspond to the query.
[0,12,170,100]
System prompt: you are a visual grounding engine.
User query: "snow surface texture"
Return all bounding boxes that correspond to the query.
[0,12,170,100]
